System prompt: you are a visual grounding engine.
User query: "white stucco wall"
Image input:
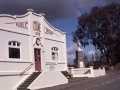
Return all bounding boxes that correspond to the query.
[92,68,106,77]
[0,30,31,61]
[0,13,30,34]
[0,9,68,90]
[71,67,106,78]
[43,39,67,71]
[44,39,65,62]
[0,72,31,90]
[28,71,68,90]
[43,19,64,41]
[0,61,32,71]
[0,9,67,72]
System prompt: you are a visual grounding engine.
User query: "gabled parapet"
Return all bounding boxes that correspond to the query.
[44,18,65,35]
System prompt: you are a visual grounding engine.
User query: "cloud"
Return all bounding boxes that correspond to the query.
[67,40,77,64]
[67,54,75,64]
[67,42,77,55]
[88,50,95,55]
[0,0,78,22]
[76,0,120,13]
[0,0,119,22]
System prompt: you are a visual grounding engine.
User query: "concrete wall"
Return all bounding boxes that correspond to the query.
[43,19,64,41]
[71,67,106,78]
[44,39,65,62]
[0,61,33,90]
[43,39,67,71]
[0,61,32,72]
[0,30,31,61]
[0,9,68,90]
[0,13,30,34]
[92,68,106,77]
[0,9,67,72]
[28,71,68,90]
[71,68,91,77]
[0,71,31,90]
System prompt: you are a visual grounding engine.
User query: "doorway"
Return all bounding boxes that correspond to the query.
[34,49,41,71]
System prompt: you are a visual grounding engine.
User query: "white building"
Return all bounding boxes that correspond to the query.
[0,9,68,90]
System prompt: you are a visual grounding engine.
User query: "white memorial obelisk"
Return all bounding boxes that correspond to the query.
[77,42,84,68]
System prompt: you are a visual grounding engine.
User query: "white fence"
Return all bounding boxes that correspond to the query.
[68,67,105,78]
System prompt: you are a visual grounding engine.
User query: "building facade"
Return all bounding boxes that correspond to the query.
[0,9,68,90]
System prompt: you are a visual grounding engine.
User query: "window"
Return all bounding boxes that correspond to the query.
[8,41,21,59]
[52,52,55,60]
[51,47,58,61]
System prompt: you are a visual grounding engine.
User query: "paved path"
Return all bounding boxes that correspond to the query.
[37,70,120,90]
[95,79,120,90]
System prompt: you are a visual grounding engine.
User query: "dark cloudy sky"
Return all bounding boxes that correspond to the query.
[0,0,120,22]
[0,0,120,64]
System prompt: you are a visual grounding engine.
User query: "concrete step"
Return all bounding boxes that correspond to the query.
[17,72,41,90]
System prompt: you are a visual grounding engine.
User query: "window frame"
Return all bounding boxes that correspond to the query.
[8,41,21,60]
[51,47,59,62]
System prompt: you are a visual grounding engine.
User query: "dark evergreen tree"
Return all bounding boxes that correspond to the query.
[72,2,120,65]
[84,53,89,67]
[92,53,94,62]
[95,51,99,61]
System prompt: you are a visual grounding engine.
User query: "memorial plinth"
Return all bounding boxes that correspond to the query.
[75,42,85,68]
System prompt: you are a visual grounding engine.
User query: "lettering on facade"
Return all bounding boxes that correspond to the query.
[33,21,40,31]
[33,21,41,36]
[16,22,28,29]
[35,32,40,36]
[44,28,53,35]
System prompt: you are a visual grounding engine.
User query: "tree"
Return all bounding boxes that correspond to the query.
[95,51,99,61]
[91,53,94,62]
[72,2,120,65]
[74,59,78,68]
[84,53,89,67]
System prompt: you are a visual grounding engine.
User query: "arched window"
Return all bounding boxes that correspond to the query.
[8,41,21,59]
[51,47,59,61]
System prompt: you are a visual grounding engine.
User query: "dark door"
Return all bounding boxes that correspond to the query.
[34,49,41,71]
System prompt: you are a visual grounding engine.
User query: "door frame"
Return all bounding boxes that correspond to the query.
[34,48,41,71]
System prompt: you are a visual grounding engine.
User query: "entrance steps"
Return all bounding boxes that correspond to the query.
[17,72,41,90]
[28,71,68,90]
